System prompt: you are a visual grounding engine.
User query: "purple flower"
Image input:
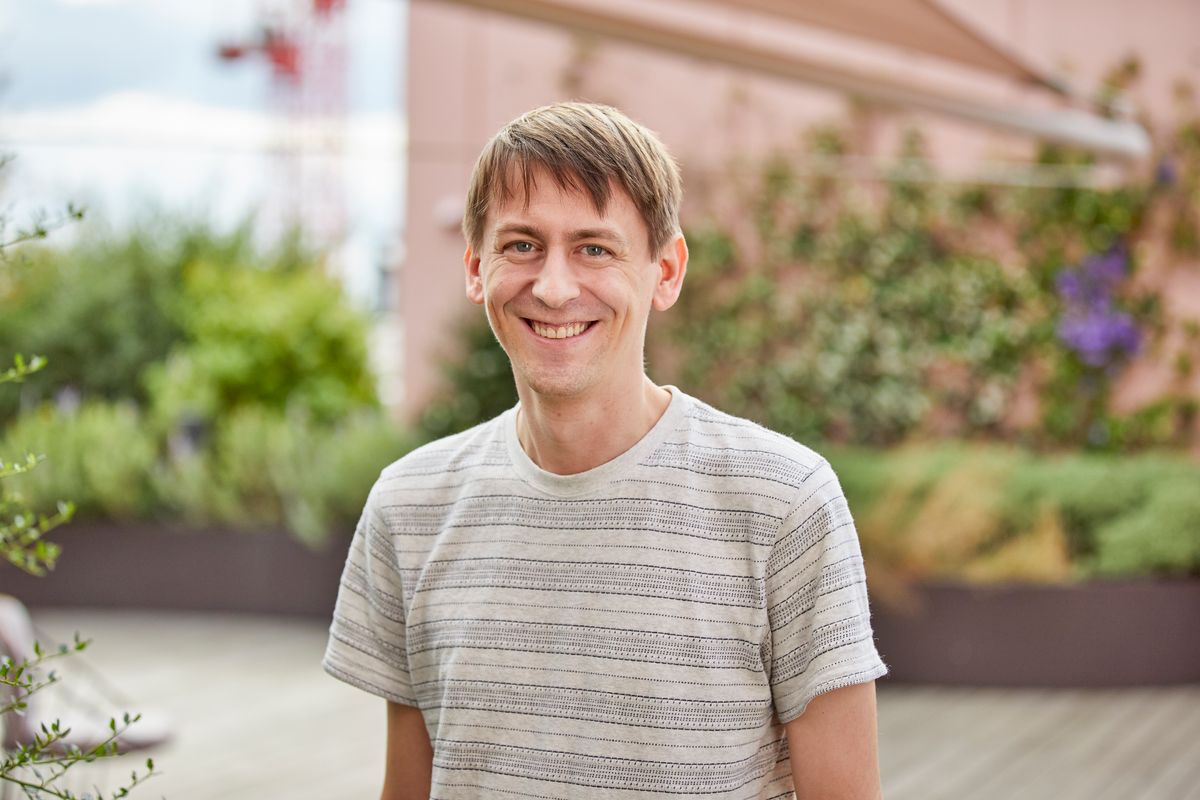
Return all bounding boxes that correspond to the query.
[1055,246,1140,368]
[1155,158,1178,188]
[1057,311,1140,367]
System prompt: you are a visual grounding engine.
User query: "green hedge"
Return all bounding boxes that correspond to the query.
[0,216,404,545]
[2,402,414,546]
[0,217,375,427]
[827,443,1200,583]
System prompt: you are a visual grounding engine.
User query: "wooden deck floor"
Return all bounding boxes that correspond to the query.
[9,610,1199,799]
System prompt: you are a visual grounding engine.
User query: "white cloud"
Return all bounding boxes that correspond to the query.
[0,91,405,155]
[1,89,406,250]
[54,0,258,28]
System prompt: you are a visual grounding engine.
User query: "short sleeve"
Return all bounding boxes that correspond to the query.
[322,476,418,707]
[765,459,887,723]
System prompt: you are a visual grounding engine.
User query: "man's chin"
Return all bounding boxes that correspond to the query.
[515,369,594,401]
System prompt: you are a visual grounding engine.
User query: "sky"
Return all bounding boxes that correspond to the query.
[0,0,407,306]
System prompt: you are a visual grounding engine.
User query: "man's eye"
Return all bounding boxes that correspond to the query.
[511,241,535,253]
[582,245,608,257]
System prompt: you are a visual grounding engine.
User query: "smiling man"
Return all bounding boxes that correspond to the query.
[324,102,888,800]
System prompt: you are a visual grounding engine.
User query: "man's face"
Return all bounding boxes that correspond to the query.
[465,168,685,401]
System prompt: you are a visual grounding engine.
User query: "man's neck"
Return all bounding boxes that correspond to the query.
[515,376,671,475]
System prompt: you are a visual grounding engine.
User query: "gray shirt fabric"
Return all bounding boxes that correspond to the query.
[324,386,887,799]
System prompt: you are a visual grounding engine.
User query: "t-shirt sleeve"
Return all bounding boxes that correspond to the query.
[765,458,887,723]
[322,476,418,707]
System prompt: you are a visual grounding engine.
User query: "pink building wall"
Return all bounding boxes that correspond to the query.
[400,0,1200,426]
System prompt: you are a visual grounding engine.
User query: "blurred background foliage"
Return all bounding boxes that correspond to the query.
[657,128,1179,451]
[828,443,1200,595]
[0,218,411,546]
[2,72,1198,584]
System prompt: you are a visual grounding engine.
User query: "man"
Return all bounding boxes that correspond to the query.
[325,102,887,799]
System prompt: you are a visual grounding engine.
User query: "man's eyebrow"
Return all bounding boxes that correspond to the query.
[491,223,629,247]
[492,223,543,239]
[571,227,627,245]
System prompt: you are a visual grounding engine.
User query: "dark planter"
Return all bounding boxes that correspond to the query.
[0,522,352,619]
[873,579,1200,688]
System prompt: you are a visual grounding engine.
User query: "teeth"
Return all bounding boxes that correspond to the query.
[531,321,589,339]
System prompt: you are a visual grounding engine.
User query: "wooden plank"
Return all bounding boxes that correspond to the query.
[1043,691,1161,800]
[1136,691,1200,800]
[1092,688,1200,800]
[880,688,1044,798]
[928,690,1084,798]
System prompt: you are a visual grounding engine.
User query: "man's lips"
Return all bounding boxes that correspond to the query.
[523,318,597,340]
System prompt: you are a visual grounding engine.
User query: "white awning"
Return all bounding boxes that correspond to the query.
[436,0,1150,160]
[716,0,1063,91]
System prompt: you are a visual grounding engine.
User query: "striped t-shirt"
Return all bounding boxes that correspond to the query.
[324,387,887,799]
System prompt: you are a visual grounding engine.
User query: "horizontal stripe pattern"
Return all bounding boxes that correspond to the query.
[390,494,781,545]
[434,738,785,794]
[410,558,765,607]
[324,388,887,798]
[408,617,765,671]
[419,679,772,731]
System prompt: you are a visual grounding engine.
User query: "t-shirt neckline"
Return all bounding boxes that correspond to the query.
[504,385,686,497]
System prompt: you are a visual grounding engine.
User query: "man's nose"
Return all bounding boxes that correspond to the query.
[531,249,581,308]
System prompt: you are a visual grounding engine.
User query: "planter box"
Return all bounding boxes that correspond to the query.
[873,579,1200,687]
[0,522,352,619]
[6,527,1197,687]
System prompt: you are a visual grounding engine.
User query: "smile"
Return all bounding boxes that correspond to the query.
[525,319,595,340]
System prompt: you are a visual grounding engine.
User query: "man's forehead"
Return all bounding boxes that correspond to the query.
[491,162,612,211]
[485,164,635,232]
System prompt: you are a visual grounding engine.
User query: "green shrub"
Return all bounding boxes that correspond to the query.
[268,409,417,545]
[0,214,373,430]
[826,443,1200,584]
[0,209,398,544]
[1,401,156,519]
[153,406,413,544]
[0,217,303,423]
[657,167,1052,446]
[155,406,414,544]
[145,253,378,428]
[1,399,413,546]
[1090,474,1200,576]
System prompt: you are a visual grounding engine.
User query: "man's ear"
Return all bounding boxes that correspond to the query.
[465,245,485,305]
[651,232,688,311]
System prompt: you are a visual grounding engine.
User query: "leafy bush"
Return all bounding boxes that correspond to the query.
[145,254,378,427]
[827,443,1200,585]
[0,356,73,575]
[0,217,304,423]
[0,215,373,430]
[3,400,413,545]
[663,211,1043,445]
[0,209,399,544]
[156,406,415,545]
[1,401,156,520]
[1089,474,1200,576]
[644,120,1186,449]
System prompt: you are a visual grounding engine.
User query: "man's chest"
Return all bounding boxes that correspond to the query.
[393,490,782,716]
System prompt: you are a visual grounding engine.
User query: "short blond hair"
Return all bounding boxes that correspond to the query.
[463,102,682,255]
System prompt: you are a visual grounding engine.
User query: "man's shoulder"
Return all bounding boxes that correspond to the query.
[669,391,830,486]
[376,410,511,486]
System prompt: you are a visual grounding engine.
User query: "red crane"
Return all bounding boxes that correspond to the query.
[216,0,349,245]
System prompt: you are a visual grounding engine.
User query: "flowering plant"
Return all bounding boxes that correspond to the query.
[1055,247,1141,369]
